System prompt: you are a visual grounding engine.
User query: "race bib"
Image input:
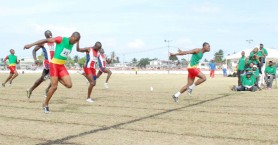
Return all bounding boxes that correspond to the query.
[60,48,70,57]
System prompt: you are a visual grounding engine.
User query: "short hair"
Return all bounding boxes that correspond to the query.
[44,30,51,35]
[95,41,102,47]
[203,42,209,47]
[72,32,81,41]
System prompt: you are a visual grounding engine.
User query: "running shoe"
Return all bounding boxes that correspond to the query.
[26,89,32,99]
[172,95,179,103]
[86,98,94,103]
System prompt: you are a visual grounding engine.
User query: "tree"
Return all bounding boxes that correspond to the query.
[65,56,74,68]
[78,57,86,68]
[214,49,224,63]
[169,55,178,61]
[181,58,189,66]
[137,58,151,68]
[132,58,137,64]
[74,55,79,63]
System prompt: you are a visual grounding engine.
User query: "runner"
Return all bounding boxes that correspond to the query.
[170,42,210,103]
[24,30,54,99]
[24,32,80,113]
[76,41,102,102]
[97,48,112,88]
[2,49,20,87]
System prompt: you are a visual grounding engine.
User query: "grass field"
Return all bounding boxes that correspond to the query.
[0,73,277,145]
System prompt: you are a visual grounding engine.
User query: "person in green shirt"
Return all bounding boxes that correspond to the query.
[258,43,268,74]
[2,49,20,87]
[248,47,260,65]
[246,63,260,88]
[264,60,276,89]
[232,72,257,92]
[24,32,80,114]
[237,51,247,85]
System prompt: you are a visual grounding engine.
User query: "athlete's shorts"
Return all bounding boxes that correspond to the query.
[9,66,16,74]
[42,68,50,75]
[188,68,201,78]
[50,63,69,78]
[99,67,106,73]
[84,67,97,80]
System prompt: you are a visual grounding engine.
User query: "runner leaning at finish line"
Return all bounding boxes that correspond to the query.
[24,32,80,113]
[170,42,211,103]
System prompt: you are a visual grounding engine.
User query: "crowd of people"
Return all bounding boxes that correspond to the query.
[232,44,276,92]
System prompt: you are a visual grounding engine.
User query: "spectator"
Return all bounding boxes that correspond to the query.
[264,60,276,90]
[237,51,247,85]
[222,63,227,77]
[209,60,216,78]
[232,72,257,92]
[248,47,260,66]
[246,63,260,88]
[258,44,268,74]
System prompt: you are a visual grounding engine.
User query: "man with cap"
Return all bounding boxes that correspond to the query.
[232,71,257,92]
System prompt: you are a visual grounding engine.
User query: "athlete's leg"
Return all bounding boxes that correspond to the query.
[85,74,96,99]
[96,70,102,78]
[45,83,51,97]
[28,69,47,93]
[9,70,18,84]
[194,71,207,86]
[59,75,72,88]
[2,73,13,86]
[104,68,112,83]
[179,77,195,93]
[44,76,59,107]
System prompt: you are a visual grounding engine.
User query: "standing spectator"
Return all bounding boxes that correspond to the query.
[264,60,276,90]
[237,51,247,85]
[209,60,216,78]
[248,47,260,66]
[222,63,227,77]
[258,44,268,74]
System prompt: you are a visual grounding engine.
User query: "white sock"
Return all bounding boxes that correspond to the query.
[189,84,196,89]
[174,92,181,97]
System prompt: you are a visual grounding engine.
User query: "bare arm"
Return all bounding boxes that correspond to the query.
[24,38,55,50]
[170,48,201,56]
[76,41,90,53]
[32,45,43,64]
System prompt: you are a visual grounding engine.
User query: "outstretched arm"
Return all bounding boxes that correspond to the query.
[3,56,8,66]
[24,38,56,50]
[76,41,90,53]
[170,48,200,56]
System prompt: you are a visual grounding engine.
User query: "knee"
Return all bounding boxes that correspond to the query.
[202,76,207,81]
[89,81,96,86]
[51,85,58,90]
[65,83,72,88]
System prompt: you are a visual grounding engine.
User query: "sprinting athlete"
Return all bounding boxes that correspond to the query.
[97,48,112,88]
[24,32,80,113]
[170,42,210,103]
[77,41,102,103]
[2,49,20,87]
[24,30,54,99]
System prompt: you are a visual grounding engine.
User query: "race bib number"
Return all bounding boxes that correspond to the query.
[60,48,70,57]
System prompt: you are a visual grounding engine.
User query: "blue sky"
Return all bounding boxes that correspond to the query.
[1,0,278,62]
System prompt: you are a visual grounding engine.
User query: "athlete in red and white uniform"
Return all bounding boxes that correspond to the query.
[77,41,102,103]
[97,48,112,88]
[24,30,55,99]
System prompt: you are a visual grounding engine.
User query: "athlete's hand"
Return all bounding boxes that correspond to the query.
[24,44,32,50]
[34,60,40,65]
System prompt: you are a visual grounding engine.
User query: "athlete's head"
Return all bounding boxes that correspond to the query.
[241,51,245,57]
[44,30,52,38]
[202,42,210,52]
[94,41,102,51]
[10,49,15,54]
[99,48,104,54]
[70,32,81,44]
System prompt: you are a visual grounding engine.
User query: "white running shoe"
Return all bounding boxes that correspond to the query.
[104,83,109,89]
[86,98,94,103]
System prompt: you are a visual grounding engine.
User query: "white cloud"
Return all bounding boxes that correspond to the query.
[127,39,145,48]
